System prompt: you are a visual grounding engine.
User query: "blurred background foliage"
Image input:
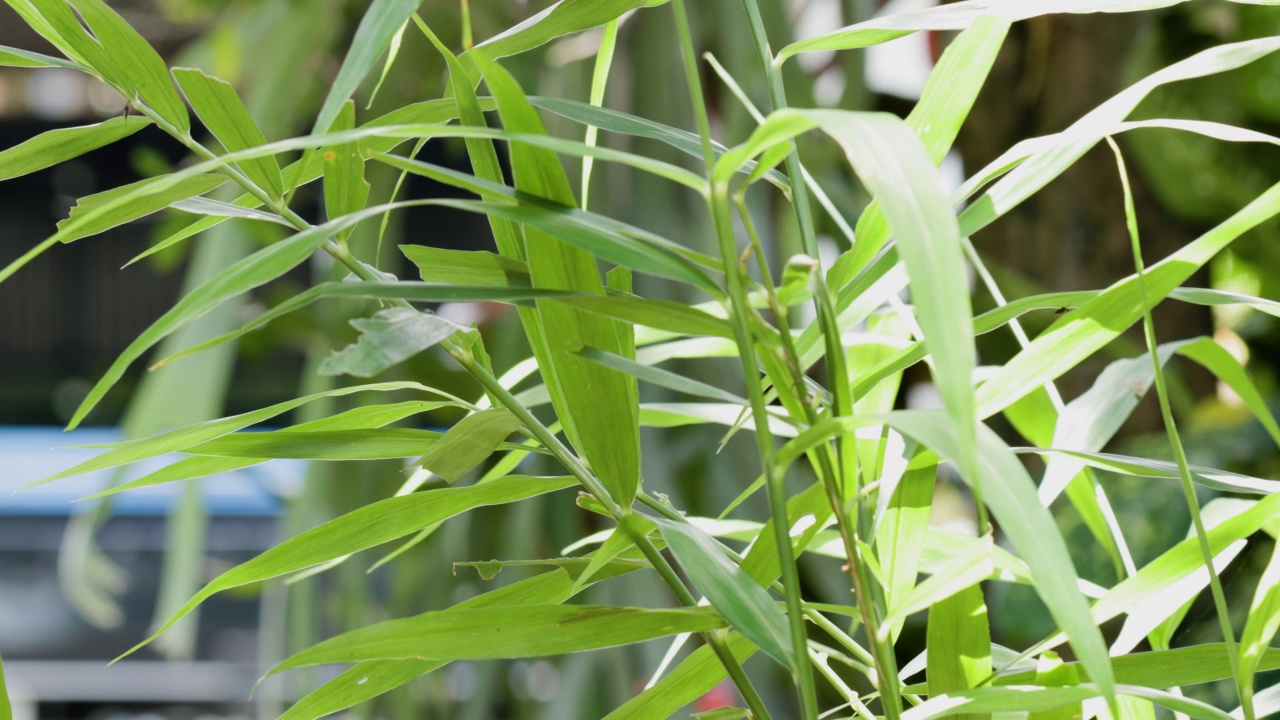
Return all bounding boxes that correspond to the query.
[2,0,1280,717]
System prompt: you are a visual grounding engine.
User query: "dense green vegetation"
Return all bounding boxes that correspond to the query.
[5,0,1280,718]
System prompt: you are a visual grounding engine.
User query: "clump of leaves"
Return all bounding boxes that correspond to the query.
[5,0,1280,718]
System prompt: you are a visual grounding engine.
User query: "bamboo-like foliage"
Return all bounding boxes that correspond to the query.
[5,0,1280,718]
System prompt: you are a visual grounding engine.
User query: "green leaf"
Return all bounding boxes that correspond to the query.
[430,199,720,293]
[127,475,577,657]
[886,536,992,632]
[416,409,524,482]
[0,651,10,720]
[172,67,284,200]
[1030,492,1280,658]
[0,44,79,69]
[274,605,725,670]
[975,179,1280,420]
[836,13,1012,281]
[994,643,1280,689]
[322,100,370,239]
[317,307,468,378]
[401,245,532,287]
[1021,448,1280,496]
[777,0,1187,63]
[79,401,443,501]
[655,518,795,671]
[1027,652,1082,720]
[281,562,647,720]
[926,583,992,720]
[312,0,421,134]
[900,684,1230,720]
[603,633,756,720]
[7,0,118,78]
[37,382,429,483]
[887,411,1114,700]
[1238,536,1280,707]
[569,521,637,595]
[67,202,427,428]
[152,280,570,371]
[170,196,291,225]
[375,153,719,270]
[68,0,189,135]
[0,116,150,183]
[470,0,669,63]
[529,95,790,192]
[876,460,937,640]
[184,428,456,460]
[477,52,641,506]
[130,97,490,267]
[553,295,734,339]
[58,174,227,243]
[578,346,747,404]
[1171,287,1280,319]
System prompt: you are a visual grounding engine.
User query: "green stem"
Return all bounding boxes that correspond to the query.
[739,0,818,259]
[737,189,903,718]
[670,2,819,717]
[734,7,904,712]
[1108,138,1249,720]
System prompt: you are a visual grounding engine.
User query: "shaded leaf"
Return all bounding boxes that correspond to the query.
[318,307,468,378]
[656,518,795,671]
[416,409,524,482]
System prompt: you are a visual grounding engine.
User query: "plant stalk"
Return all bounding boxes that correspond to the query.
[669,1,820,717]
[1109,138,1249,720]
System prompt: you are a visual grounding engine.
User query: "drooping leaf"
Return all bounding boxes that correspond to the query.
[127,475,578,657]
[0,116,150,183]
[577,346,747,405]
[416,409,524,482]
[37,382,430,483]
[899,684,1229,720]
[281,562,647,720]
[318,307,468,378]
[778,0,1188,63]
[57,174,227,243]
[656,518,795,671]
[68,202,438,427]
[273,605,726,670]
[170,197,291,225]
[529,95,790,191]
[470,0,669,64]
[0,44,79,69]
[172,67,285,200]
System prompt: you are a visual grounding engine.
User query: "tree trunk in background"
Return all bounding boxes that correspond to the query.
[954,13,1215,430]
